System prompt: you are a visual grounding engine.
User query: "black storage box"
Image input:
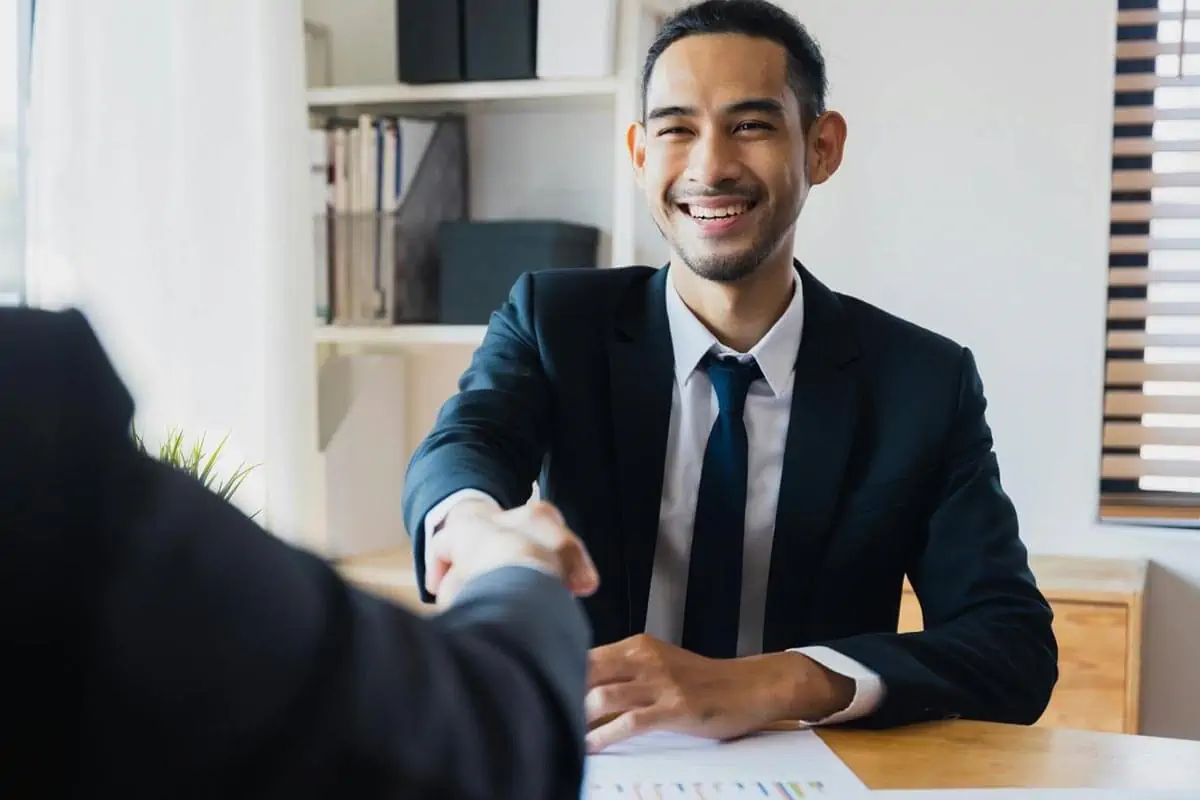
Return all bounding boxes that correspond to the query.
[438,220,599,324]
[462,0,538,81]
[396,0,463,84]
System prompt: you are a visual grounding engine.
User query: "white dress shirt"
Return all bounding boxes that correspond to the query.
[424,267,884,725]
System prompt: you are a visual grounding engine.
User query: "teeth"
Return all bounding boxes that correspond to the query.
[689,203,749,220]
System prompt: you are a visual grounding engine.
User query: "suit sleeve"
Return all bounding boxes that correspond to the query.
[403,272,551,600]
[814,347,1059,729]
[43,310,590,799]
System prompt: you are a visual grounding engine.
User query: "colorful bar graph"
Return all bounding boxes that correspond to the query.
[584,779,829,798]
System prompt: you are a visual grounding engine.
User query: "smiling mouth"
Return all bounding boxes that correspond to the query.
[677,200,758,221]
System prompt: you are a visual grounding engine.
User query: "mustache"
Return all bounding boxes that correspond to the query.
[668,184,762,204]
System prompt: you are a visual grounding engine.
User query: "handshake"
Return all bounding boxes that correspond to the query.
[426,498,600,606]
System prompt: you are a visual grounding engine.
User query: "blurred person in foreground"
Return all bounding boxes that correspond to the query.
[0,306,598,799]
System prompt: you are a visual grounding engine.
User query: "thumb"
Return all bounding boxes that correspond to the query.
[560,534,600,596]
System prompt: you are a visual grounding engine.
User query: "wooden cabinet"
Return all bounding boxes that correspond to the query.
[898,555,1146,734]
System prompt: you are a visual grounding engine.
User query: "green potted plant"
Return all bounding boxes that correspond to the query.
[131,425,260,518]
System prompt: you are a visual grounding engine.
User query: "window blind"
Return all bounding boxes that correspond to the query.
[1104,0,1200,521]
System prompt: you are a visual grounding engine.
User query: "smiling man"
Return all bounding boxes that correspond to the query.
[404,0,1058,752]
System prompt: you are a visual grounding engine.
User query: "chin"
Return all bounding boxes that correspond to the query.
[678,249,765,283]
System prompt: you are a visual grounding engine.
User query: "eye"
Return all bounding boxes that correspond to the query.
[734,120,773,133]
[655,126,691,138]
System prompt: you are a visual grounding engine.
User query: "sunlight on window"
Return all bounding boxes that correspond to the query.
[1153,150,1200,172]
[1150,219,1200,239]
[1148,315,1200,333]
[1152,186,1200,206]
[1140,475,1200,493]
[1157,0,1194,15]
[1145,346,1200,363]
[1145,381,1200,396]
[0,0,20,302]
[1142,413,1200,428]
[1156,54,1200,76]
[1150,250,1200,270]
[1148,284,1200,302]
[1156,20,1200,44]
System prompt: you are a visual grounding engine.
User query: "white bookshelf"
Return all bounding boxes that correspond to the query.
[307,77,620,110]
[302,0,674,559]
[315,324,486,346]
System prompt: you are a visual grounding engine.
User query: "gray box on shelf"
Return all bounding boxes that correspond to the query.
[462,0,538,81]
[437,220,600,324]
[396,0,464,84]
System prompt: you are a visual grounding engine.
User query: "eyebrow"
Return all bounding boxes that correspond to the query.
[645,97,786,121]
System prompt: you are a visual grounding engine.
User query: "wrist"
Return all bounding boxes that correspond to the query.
[742,652,855,724]
[441,497,501,530]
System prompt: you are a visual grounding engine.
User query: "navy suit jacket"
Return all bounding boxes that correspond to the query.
[0,307,590,799]
[404,263,1059,730]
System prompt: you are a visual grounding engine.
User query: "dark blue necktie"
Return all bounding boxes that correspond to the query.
[681,352,762,659]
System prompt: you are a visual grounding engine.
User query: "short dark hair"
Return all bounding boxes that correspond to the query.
[641,0,827,129]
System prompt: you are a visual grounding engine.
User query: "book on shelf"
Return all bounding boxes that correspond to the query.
[310,111,467,328]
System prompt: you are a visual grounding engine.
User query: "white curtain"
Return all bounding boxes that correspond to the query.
[23,0,319,541]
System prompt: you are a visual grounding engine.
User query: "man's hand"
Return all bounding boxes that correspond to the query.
[584,634,854,752]
[426,500,599,607]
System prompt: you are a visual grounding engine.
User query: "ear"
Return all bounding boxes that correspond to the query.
[627,121,647,186]
[806,110,847,186]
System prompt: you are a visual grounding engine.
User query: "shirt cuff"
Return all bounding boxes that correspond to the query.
[788,645,885,725]
[423,489,500,573]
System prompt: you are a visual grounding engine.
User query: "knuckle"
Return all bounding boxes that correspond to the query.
[624,708,653,734]
[527,500,561,524]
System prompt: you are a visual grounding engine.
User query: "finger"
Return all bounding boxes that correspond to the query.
[425,551,450,595]
[587,641,642,688]
[425,526,461,594]
[586,706,668,753]
[499,502,600,594]
[559,536,600,596]
[435,568,465,609]
[497,501,566,548]
[514,503,600,593]
[585,680,654,726]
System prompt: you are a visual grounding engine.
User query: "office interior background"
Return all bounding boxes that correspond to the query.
[6,0,1200,742]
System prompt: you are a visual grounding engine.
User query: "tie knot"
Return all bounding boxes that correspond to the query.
[702,353,762,415]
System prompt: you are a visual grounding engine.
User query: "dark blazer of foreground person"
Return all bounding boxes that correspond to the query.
[0,307,589,799]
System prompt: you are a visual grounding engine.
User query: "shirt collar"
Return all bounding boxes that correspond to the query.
[665,265,805,398]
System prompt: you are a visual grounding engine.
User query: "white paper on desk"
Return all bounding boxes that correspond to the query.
[873,791,1198,799]
[582,729,870,797]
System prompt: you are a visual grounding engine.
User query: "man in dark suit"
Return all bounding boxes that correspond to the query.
[0,305,600,798]
[403,0,1057,753]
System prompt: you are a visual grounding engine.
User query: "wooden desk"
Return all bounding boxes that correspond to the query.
[819,720,1200,791]
[334,552,1197,789]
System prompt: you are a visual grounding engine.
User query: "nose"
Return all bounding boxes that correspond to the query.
[684,129,742,188]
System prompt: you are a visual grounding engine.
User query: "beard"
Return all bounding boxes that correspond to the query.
[677,232,782,282]
[653,202,792,283]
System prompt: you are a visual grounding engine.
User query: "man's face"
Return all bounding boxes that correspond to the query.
[629,33,821,283]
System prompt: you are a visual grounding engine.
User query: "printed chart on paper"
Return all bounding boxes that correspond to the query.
[582,729,867,799]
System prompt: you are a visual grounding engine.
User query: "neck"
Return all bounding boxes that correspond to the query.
[672,249,797,353]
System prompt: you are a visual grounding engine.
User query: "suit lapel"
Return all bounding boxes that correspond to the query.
[763,265,861,652]
[608,266,674,636]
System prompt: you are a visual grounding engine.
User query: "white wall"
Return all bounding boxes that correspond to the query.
[780,0,1200,738]
[24,0,319,541]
